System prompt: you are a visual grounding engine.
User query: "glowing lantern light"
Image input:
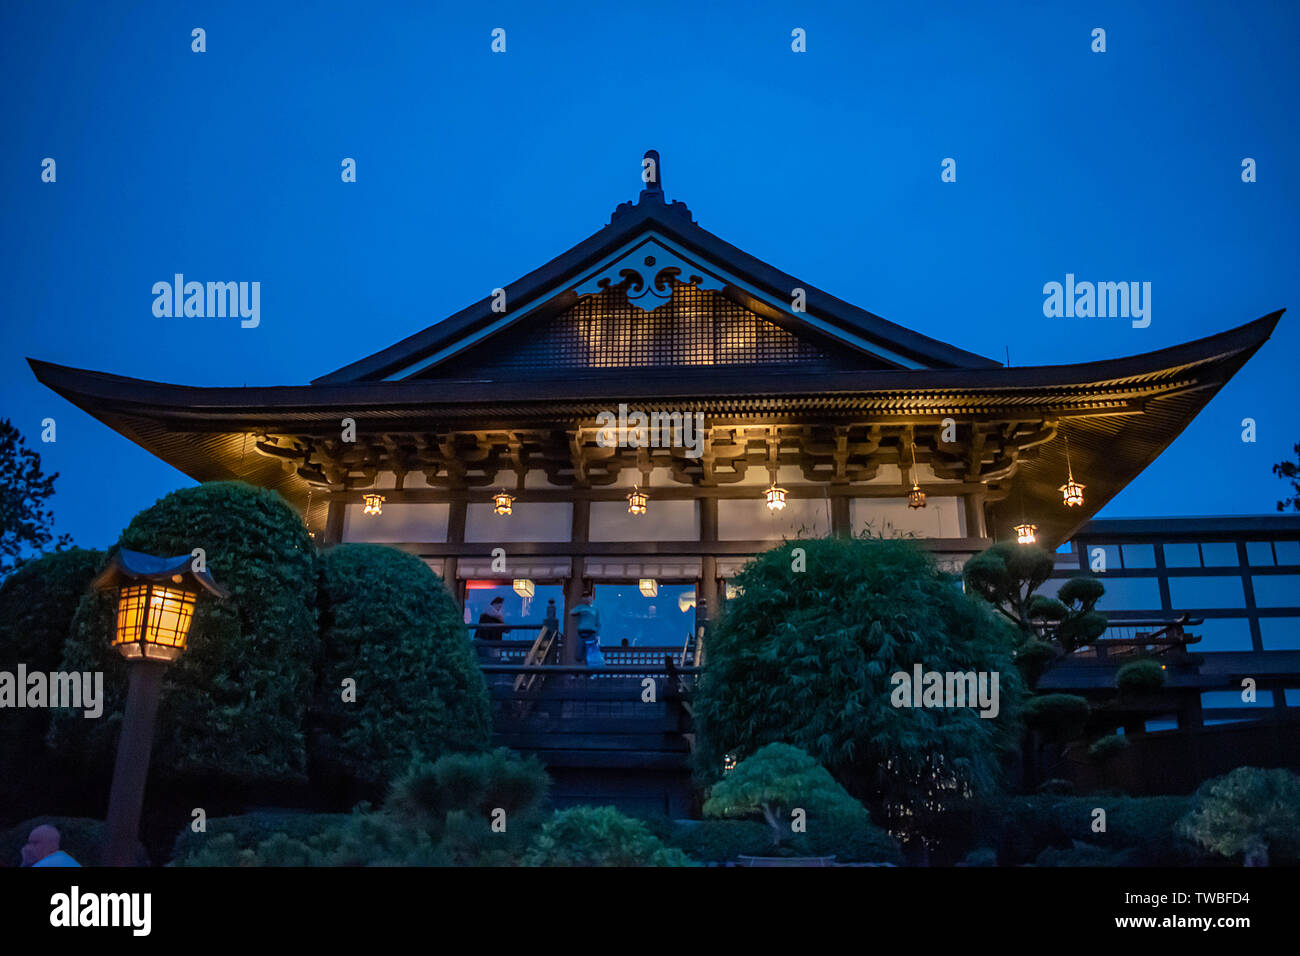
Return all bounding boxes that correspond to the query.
[1059,432,1085,507]
[1015,522,1038,545]
[94,550,228,663]
[513,578,535,598]
[678,591,696,612]
[765,484,788,512]
[1060,476,1085,508]
[908,483,927,510]
[639,578,658,597]
[493,490,515,516]
[627,486,648,515]
[362,493,385,516]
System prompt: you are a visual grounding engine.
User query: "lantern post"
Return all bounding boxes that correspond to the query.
[94,549,227,867]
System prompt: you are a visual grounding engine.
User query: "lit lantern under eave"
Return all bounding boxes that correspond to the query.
[1015,522,1038,545]
[627,486,648,515]
[908,483,927,509]
[765,484,788,512]
[1060,476,1085,508]
[493,490,515,516]
[362,493,385,516]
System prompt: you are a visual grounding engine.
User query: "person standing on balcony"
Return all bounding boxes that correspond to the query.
[569,591,605,667]
[476,596,510,640]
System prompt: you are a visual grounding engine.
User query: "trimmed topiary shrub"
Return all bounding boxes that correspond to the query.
[383,748,550,863]
[524,806,695,866]
[695,536,1024,850]
[170,810,352,865]
[1022,694,1090,742]
[49,482,319,789]
[703,743,874,848]
[658,820,774,863]
[1178,766,1300,866]
[1034,841,1136,867]
[310,545,491,791]
[1116,658,1166,695]
[1087,734,1130,762]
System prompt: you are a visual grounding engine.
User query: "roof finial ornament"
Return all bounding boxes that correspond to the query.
[641,149,662,197]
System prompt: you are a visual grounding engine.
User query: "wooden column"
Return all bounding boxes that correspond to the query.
[562,499,591,664]
[831,495,851,538]
[324,498,346,545]
[444,497,467,604]
[964,491,988,538]
[698,497,719,613]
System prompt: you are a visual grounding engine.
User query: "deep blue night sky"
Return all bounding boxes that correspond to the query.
[2,0,1298,550]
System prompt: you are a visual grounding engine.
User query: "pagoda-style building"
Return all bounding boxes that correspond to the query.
[30,152,1285,808]
[31,151,1280,614]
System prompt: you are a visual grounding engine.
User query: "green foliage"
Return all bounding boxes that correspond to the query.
[1178,766,1300,864]
[0,816,122,867]
[523,806,696,866]
[170,810,351,864]
[1034,841,1136,867]
[1013,639,1061,688]
[50,482,319,788]
[970,793,1202,866]
[0,419,73,578]
[1115,659,1166,695]
[311,545,491,788]
[657,820,774,863]
[695,536,1024,848]
[1022,694,1090,742]
[1087,734,1130,761]
[703,743,868,846]
[963,543,1106,653]
[384,748,550,861]
[790,812,902,863]
[962,542,1054,631]
[1273,441,1300,511]
[962,847,998,866]
[0,547,105,672]
[0,549,106,816]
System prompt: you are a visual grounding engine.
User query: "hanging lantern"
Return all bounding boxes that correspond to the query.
[677,591,696,612]
[639,578,658,597]
[627,486,648,515]
[1015,522,1038,545]
[1059,432,1085,507]
[765,484,788,512]
[362,493,385,516]
[493,490,515,516]
[908,482,927,509]
[513,578,535,598]
[1060,476,1085,508]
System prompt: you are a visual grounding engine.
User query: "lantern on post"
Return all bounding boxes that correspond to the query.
[93,549,227,866]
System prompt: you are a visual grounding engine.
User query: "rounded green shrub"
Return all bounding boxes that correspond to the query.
[310,545,491,789]
[1087,733,1130,762]
[524,806,695,866]
[1178,766,1300,865]
[50,482,318,787]
[1116,658,1166,696]
[694,536,1024,846]
[1022,694,1090,742]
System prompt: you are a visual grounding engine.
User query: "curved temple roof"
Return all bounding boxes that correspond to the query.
[27,152,1284,548]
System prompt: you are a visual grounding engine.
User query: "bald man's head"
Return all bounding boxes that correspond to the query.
[21,825,61,866]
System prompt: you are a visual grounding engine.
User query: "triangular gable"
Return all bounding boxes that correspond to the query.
[313,154,1000,384]
[435,281,881,381]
